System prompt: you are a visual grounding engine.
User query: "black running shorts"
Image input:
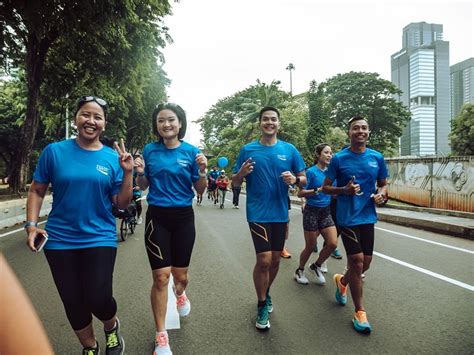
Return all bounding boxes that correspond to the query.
[302,205,335,232]
[339,224,375,256]
[145,205,195,269]
[249,222,287,254]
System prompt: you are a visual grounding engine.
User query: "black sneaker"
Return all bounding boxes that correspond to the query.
[104,318,124,355]
[83,342,100,355]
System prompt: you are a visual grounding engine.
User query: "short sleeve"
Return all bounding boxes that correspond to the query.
[33,144,53,184]
[325,155,339,182]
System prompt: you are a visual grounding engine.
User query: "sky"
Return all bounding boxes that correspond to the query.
[161,0,473,147]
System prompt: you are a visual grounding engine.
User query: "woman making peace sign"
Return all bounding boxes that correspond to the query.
[26,96,132,355]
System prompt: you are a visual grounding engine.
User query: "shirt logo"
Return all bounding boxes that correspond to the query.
[277,155,287,161]
[96,165,109,176]
[177,159,189,167]
[368,161,378,168]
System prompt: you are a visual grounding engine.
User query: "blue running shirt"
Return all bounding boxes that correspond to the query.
[234,140,306,223]
[33,139,123,249]
[304,165,331,208]
[325,147,388,227]
[143,141,200,207]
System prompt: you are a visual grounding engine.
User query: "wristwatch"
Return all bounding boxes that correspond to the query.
[295,176,300,186]
[24,221,38,229]
[137,172,145,177]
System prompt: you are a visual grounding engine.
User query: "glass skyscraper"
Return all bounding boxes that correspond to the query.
[450,57,474,119]
[391,22,451,156]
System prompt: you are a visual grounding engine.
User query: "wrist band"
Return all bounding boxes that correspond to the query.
[199,169,208,178]
[137,172,145,177]
[24,221,38,229]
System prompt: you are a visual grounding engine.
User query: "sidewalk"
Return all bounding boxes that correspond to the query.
[289,196,474,240]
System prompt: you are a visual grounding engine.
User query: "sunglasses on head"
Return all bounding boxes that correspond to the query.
[347,115,367,125]
[79,96,107,107]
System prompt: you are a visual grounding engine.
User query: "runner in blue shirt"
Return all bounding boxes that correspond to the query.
[26,96,132,354]
[295,143,338,286]
[232,106,306,331]
[134,103,207,355]
[323,115,388,334]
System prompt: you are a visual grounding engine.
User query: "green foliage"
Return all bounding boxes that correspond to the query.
[306,80,331,161]
[449,104,474,155]
[1,0,173,191]
[325,71,411,155]
[197,80,303,170]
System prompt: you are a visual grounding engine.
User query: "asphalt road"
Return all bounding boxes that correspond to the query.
[1,193,473,354]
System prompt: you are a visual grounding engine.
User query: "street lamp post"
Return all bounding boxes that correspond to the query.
[286,63,295,96]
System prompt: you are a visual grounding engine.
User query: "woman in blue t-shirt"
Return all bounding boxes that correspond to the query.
[134,103,207,355]
[25,96,133,354]
[295,143,338,286]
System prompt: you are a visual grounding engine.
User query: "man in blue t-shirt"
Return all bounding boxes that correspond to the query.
[323,115,388,334]
[232,106,306,331]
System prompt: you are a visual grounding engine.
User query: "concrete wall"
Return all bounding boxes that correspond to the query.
[386,156,473,212]
[0,196,52,229]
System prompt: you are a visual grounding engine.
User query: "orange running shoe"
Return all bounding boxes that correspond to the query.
[353,310,372,334]
[333,273,347,305]
[280,247,291,258]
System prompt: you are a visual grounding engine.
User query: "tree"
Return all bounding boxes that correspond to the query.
[1,0,172,192]
[324,71,411,155]
[306,80,331,159]
[449,104,474,155]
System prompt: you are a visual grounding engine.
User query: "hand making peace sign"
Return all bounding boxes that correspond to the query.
[114,138,134,173]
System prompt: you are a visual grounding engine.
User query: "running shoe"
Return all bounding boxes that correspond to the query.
[266,290,273,313]
[331,249,342,259]
[309,263,326,285]
[333,273,347,305]
[137,217,143,225]
[104,318,124,355]
[294,268,309,285]
[153,331,172,355]
[82,342,100,355]
[352,310,372,334]
[280,247,291,258]
[173,286,191,317]
[321,261,328,273]
[256,304,270,330]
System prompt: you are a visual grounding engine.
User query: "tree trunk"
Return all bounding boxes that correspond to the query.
[8,34,52,193]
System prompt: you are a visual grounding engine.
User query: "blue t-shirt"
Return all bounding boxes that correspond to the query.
[33,139,123,250]
[304,165,331,207]
[209,170,219,180]
[233,140,306,223]
[325,147,388,227]
[144,141,200,207]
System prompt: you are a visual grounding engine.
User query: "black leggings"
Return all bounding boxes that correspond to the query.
[44,247,117,330]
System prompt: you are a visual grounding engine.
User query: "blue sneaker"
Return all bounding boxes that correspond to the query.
[333,274,347,305]
[331,249,343,259]
[256,305,270,330]
[265,291,273,313]
[353,310,372,334]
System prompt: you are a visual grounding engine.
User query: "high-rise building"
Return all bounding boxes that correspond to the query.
[391,22,451,156]
[451,57,474,119]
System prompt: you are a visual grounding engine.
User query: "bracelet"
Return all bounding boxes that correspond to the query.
[199,169,208,178]
[24,221,38,229]
[137,172,145,177]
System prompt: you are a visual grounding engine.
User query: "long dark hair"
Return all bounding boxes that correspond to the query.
[151,103,187,141]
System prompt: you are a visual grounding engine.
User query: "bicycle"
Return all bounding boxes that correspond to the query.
[113,201,137,241]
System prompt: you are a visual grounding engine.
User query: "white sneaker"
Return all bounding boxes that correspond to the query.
[173,286,191,317]
[137,217,143,225]
[309,263,326,285]
[154,331,172,355]
[294,269,309,284]
[321,261,328,273]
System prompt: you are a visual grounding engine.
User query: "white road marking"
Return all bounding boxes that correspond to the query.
[376,227,474,254]
[0,220,47,238]
[374,251,474,291]
[166,275,181,330]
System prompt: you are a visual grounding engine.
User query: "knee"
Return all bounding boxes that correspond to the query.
[256,259,271,271]
[326,241,337,251]
[152,272,170,290]
[172,271,188,285]
[349,256,364,273]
